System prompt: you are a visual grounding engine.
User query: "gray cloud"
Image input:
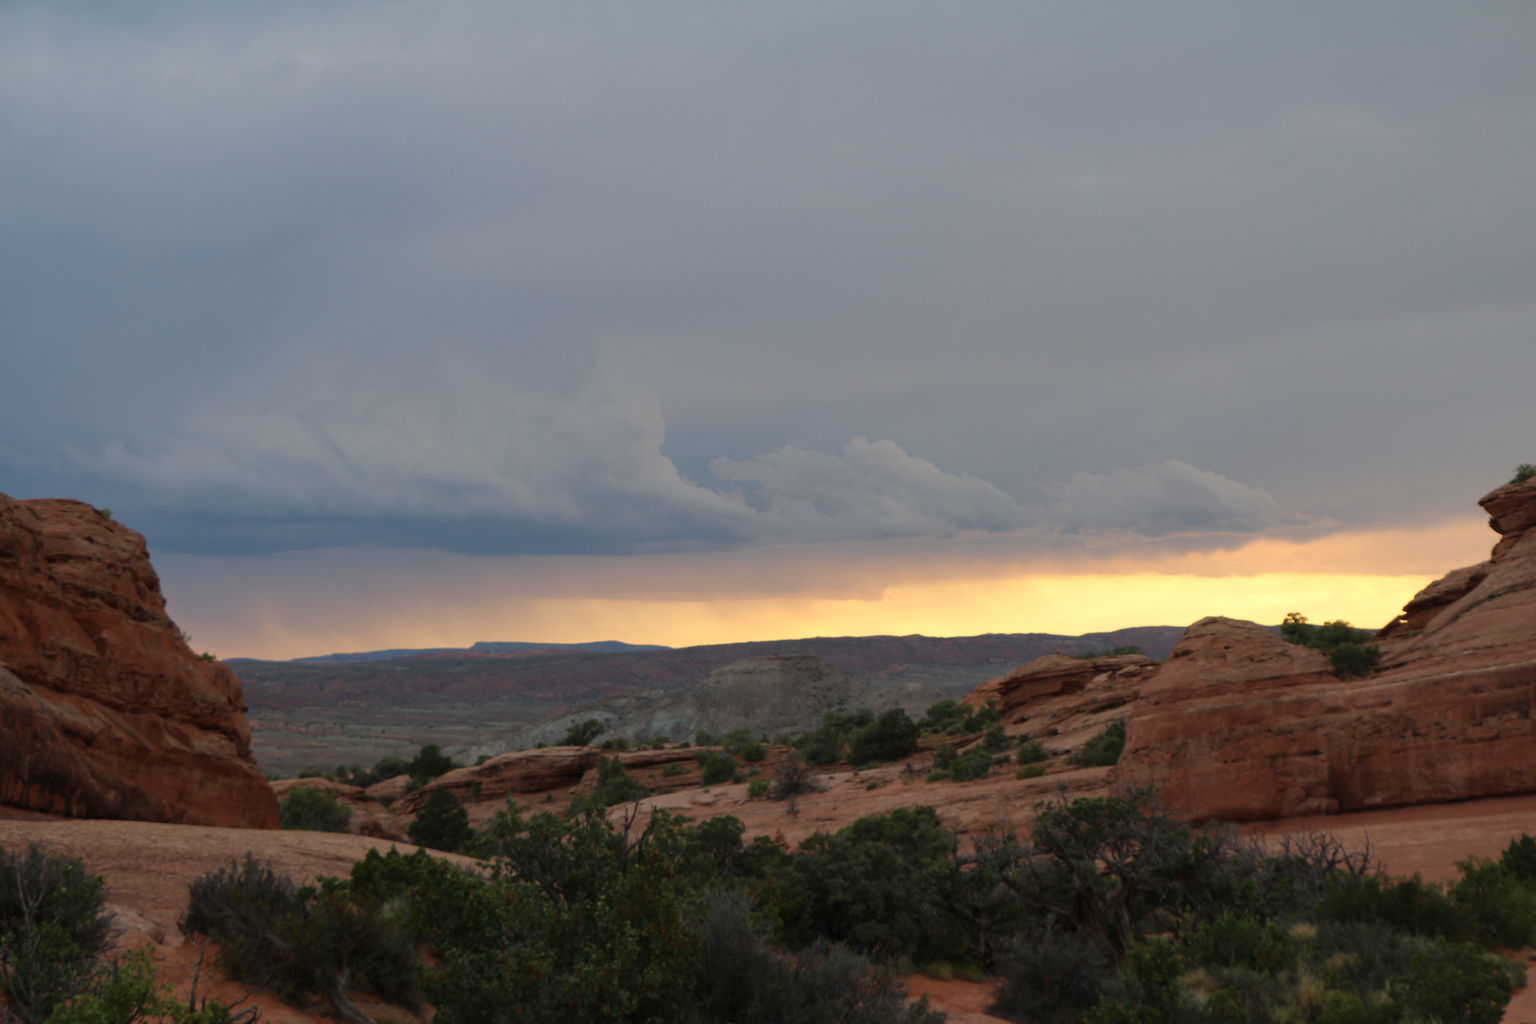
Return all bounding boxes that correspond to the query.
[3,3,1535,557]
[1045,460,1319,536]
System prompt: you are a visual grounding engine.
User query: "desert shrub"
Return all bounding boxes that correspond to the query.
[1395,940,1518,1024]
[1016,738,1049,764]
[770,752,820,799]
[561,718,606,746]
[769,806,965,962]
[918,699,1001,736]
[183,856,417,1018]
[1280,613,1382,679]
[1498,832,1536,882]
[992,925,1113,1024]
[408,788,474,852]
[931,743,995,782]
[683,891,944,1024]
[694,729,717,747]
[1316,872,1465,939]
[1326,643,1382,679]
[1449,857,1536,947]
[1016,763,1046,779]
[793,709,874,765]
[48,949,242,1024]
[279,787,352,833]
[661,762,688,777]
[1069,719,1126,767]
[981,725,1009,752]
[1512,463,1535,484]
[568,756,649,814]
[0,845,113,1023]
[696,751,739,786]
[748,779,770,799]
[599,736,631,752]
[1083,941,1194,1024]
[737,741,767,763]
[405,744,459,787]
[1184,910,1298,973]
[849,708,920,764]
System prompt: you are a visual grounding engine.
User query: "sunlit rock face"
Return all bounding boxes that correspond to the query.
[0,494,278,828]
[1118,477,1536,824]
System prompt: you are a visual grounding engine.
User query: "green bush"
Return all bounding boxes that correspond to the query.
[561,718,606,746]
[48,949,239,1024]
[1016,738,1049,764]
[1280,613,1382,678]
[1396,940,1518,1024]
[1069,720,1126,767]
[1449,858,1536,947]
[0,845,113,1023]
[919,698,1001,735]
[570,756,650,814]
[737,741,766,763]
[279,787,352,833]
[992,926,1112,1024]
[770,806,965,962]
[1512,463,1534,484]
[182,855,417,1018]
[1016,763,1046,779]
[931,743,996,782]
[661,762,688,778]
[696,752,739,786]
[408,788,474,852]
[685,891,943,1024]
[849,708,921,764]
[748,779,769,799]
[1498,832,1536,882]
[406,744,459,787]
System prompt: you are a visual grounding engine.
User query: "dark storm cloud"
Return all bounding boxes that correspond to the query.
[3,3,1533,555]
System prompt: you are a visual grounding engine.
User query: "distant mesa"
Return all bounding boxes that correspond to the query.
[0,492,277,828]
[264,639,671,665]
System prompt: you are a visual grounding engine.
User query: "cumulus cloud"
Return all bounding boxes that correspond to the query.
[1045,460,1320,535]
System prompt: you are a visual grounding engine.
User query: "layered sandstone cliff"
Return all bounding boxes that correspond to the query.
[1116,476,1536,823]
[0,495,277,827]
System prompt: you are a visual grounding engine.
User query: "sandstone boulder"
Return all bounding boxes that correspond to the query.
[1119,477,1536,823]
[966,653,1155,722]
[0,495,277,828]
[398,746,600,814]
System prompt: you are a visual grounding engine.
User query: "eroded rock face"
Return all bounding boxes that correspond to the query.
[1119,477,1536,824]
[397,747,601,815]
[966,653,1156,721]
[0,495,277,828]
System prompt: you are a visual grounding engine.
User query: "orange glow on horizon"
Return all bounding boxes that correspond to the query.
[167,515,1495,660]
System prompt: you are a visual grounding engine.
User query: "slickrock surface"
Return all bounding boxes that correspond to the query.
[0,495,277,828]
[1118,477,1536,823]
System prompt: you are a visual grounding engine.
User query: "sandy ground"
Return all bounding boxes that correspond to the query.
[6,794,1536,1022]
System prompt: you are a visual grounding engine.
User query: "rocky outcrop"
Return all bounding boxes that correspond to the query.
[965,653,1155,721]
[0,495,277,828]
[1118,477,1536,823]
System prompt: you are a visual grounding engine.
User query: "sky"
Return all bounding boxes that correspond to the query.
[3,3,1532,659]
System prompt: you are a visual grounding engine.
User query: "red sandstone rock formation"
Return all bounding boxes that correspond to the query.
[0,494,277,828]
[1118,476,1536,823]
